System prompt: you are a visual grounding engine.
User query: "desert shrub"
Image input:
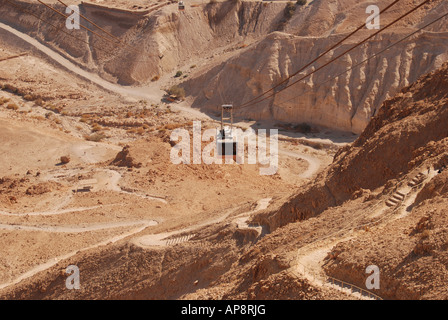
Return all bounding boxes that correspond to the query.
[174,71,183,78]
[34,98,44,107]
[164,123,183,130]
[46,104,62,113]
[421,229,431,239]
[0,97,10,105]
[136,127,145,135]
[167,85,186,99]
[296,0,306,5]
[2,84,18,93]
[91,123,102,132]
[6,103,19,110]
[85,133,106,142]
[16,88,26,96]
[23,94,36,101]
[60,155,70,164]
[125,111,133,118]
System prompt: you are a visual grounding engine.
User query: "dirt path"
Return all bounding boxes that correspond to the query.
[0,20,326,187]
[133,206,241,247]
[0,21,164,104]
[0,219,158,233]
[133,198,272,247]
[0,219,156,291]
[0,197,269,290]
[290,169,440,299]
[0,204,111,216]
[279,149,321,179]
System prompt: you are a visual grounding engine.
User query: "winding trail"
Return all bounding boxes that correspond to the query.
[0,219,157,233]
[0,219,157,291]
[279,149,321,179]
[0,20,215,116]
[0,197,271,291]
[0,21,322,180]
[0,205,110,216]
[289,168,439,299]
[0,22,163,103]
[0,20,327,295]
[133,198,272,247]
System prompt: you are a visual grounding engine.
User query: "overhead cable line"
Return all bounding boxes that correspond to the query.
[4,0,119,58]
[37,0,127,47]
[235,0,401,109]
[236,0,433,110]
[5,0,155,65]
[273,10,448,110]
[56,0,151,58]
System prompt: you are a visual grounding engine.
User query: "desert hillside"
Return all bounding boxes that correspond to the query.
[1,0,447,132]
[1,60,448,301]
[0,0,448,302]
[184,0,448,133]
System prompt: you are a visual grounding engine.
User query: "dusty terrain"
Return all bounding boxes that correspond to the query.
[0,23,335,297]
[2,0,447,134]
[0,0,447,301]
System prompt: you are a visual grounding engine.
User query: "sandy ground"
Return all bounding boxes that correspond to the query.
[0,24,338,293]
[0,0,446,301]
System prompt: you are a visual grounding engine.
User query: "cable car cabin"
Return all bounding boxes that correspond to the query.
[217,126,237,157]
[178,1,185,10]
[217,104,238,158]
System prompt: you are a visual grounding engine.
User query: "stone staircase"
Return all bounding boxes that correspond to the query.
[164,233,195,246]
[386,172,427,207]
[385,190,406,207]
[408,172,426,187]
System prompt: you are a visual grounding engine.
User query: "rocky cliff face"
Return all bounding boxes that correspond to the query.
[186,30,448,133]
[261,60,448,232]
[184,0,448,133]
[1,0,447,132]
[0,0,287,84]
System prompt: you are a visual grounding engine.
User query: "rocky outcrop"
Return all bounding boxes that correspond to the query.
[110,145,142,168]
[261,60,448,232]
